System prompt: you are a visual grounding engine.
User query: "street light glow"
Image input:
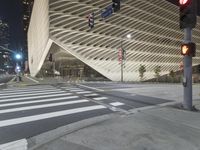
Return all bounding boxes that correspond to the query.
[15,53,22,60]
[126,34,131,39]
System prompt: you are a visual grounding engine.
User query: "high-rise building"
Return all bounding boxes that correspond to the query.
[22,0,34,62]
[22,0,34,33]
[0,19,13,72]
[0,19,9,47]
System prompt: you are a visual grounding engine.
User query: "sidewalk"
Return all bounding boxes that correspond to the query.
[28,100,200,150]
[7,75,40,87]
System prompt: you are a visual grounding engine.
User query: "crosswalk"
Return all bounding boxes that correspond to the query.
[0,85,119,144]
[59,86,129,110]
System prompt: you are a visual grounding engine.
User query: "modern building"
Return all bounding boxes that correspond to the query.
[28,0,200,81]
[0,19,13,72]
[22,0,34,61]
[22,0,34,33]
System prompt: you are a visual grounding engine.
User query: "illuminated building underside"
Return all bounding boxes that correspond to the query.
[28,0,200,81]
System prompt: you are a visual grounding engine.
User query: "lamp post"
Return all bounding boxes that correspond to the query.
[0,45,23,81]
[120,34,131,82]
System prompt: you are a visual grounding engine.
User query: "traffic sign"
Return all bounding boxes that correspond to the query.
[101,5,113,18]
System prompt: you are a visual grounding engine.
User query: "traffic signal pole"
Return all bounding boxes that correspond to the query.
[183,28,193,110]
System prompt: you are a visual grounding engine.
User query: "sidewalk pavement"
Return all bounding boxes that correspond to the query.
[28,100,200,150]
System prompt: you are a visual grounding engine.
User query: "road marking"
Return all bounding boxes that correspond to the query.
[77,84,104,92]
[0,93,72,103]
[0,96,79,107]
[93,97,108,100]
[0,90,65,99]
[0,89,62,96]
[1,87,56,92]
[70,89,84,92]
[84,93,99,97]
[0,105,106,127]
[110,102,124,106]
[77,91,92,94]
[25,76,39,83]
[0,99,89,114]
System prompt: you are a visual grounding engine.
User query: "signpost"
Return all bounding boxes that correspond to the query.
[101,5,113,19]
[179,0,197,110]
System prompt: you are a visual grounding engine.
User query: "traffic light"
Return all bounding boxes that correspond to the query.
[179,0,197,29]
[181,42,196,57]
[88,13,94,29]
[49,53,53,62]
[112,0,120,12]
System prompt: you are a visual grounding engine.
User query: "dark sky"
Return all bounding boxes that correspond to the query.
[0,0,24,51]
[0,0,199,53]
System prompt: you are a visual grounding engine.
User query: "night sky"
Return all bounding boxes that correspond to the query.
[0,0,24,51]
[0,0,199,52]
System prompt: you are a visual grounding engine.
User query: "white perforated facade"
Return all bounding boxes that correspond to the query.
[28,0,200,81]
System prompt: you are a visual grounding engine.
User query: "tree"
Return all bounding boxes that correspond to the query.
[0,20,9,47]
[138,65,146,81]
[169,70,175,82]
[154,66,161,82]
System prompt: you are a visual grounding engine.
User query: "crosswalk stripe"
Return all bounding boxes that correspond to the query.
[76,91,92,94]
[110,102,124,106]
[0,89,62,96]
[0,87,57,93]
[0,91,66,99]
[0,99,89,114]
[0,93,72,103]
[93,97,108,100]
[0,105,106,127]
[0,96,79,107]
[84,93,99,97]
[70,89,84,92]
[2,86,54,91]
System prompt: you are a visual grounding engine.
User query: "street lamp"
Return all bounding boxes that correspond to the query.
[15,53,22,60]
[120,34,131,82]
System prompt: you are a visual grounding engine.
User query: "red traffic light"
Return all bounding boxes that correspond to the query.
[181,42,196,57]
[179,0,189,5]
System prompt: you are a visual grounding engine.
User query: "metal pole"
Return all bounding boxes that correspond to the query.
[183,28,193,110]
[121,40,123,82]
[121,57,123,82]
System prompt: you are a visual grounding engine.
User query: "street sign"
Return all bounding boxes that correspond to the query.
[101,5,113,18]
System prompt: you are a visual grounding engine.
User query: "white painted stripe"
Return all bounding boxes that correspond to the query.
[0,99,89,114]
[110,102,124,106]
[1,87,56,93]
[0,139,27,150]
[93,97,108,100]
[84,93,99,97]
[77,91,92,94]
[3,85,53,90]
[0,105,106,127]
[0,96,79,107]
[77,84,104,92]
[25,76,39,83]
[0,91,67,99]
[70,89,84,92]
[0,89,61,96]
[0,90,65,99]
[0,93,72,103]
[64,88,80,90]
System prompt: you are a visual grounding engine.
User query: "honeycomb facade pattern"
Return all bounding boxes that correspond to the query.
[28,0,200,81]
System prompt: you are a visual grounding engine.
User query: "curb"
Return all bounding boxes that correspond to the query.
[27,114,115,150]
[128,101,178,114]
[0,139,27,150]
[0,83,7,89]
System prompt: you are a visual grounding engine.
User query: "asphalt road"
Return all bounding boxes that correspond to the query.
[0,82,183,144]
